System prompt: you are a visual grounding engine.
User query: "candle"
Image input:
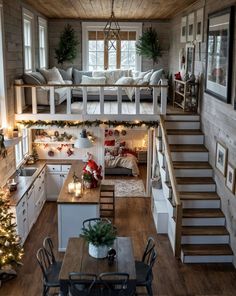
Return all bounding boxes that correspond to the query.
[74,188,81,198]
[68,182,75,194]
[6,128,13,139]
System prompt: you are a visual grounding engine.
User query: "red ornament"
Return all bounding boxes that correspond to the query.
[67,148,74,157]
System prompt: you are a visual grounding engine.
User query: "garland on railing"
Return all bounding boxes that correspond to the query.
[17,120,159,129]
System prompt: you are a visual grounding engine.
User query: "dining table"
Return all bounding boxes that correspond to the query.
[59,236,136,295]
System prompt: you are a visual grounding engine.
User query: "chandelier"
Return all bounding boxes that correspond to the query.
[103,0,120,50]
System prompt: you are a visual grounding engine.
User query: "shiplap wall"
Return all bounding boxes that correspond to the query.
[0,147,15,187]
[48,19,170,72]
[169,0,236,263]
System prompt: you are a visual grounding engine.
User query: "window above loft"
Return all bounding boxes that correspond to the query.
[23,8,34,73]
[38,17,48,69]
[82,22,142,71]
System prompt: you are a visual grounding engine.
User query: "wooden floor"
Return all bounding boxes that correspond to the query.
[1,198,236,296]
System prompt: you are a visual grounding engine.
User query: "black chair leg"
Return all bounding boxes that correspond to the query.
[146,284,153,296]
[43,285,49,296]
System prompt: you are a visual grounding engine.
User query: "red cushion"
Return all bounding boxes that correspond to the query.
[104,140,115,146]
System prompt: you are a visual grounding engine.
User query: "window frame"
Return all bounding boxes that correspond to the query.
[0,1,7,128]
[22,8,34,73]
[15,128,29,168]
[82,22,142,71]
[38,17,48,69]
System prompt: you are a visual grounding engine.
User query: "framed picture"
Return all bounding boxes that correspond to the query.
[205,7,234,103]
[196,8,204,42]
[187,12,195,42]
[180,16,187,43]
[186,43,195,75]
[226,163,236,193]
[215,141,228,176]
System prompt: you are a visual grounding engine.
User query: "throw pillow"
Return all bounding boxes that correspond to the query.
[31,72,47,84]
[39,67,65,84]
[58,67,73,80]
[115,77,134,85]
[23,73,42,85]
[73,69,92,84]
[81,75,106,85]
[150,69,164,85]
[143,70,154,83]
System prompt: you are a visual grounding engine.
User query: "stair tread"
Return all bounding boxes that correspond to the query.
[180,192,220,200]
[183,208,224,218]
[182,244,233,256]
[167,129,203,135]
[170,144,208,152]
[173,161,211,169]
[165,120,200,123]
[182,226,229,236]
[176,177,215,185]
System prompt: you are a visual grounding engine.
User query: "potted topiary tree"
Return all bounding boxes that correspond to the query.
[81,221,117,259]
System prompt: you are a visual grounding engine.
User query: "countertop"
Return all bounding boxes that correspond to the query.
[8,159,100,206]
[57,161,100,204]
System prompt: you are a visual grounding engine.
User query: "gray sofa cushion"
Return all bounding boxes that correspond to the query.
[23,72,46,85]
[58,67,73,80]
[73,69,92,84]
[150,69,163,85]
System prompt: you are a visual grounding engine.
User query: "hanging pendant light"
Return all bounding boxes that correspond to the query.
[74,129,93,149]
[103,0,120,50]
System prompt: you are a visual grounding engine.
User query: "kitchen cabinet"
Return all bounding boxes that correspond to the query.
[27,185,35,232]
[46,164,71,201]
[13,194,28,245]
[34,167,46,219]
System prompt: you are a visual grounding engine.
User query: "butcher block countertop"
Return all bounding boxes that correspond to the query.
[8,159,100,206]
[57,161,100,204]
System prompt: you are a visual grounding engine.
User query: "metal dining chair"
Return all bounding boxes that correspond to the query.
[36,247,61,296]
[99,272,136,296]
[69,273,98,296]
[135,248,157,296]
[82,217,111,229]
[139,237,155,264]
[43,236,62,266]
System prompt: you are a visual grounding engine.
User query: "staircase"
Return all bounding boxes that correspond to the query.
[164,113,233,264]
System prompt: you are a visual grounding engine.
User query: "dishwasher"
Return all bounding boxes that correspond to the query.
[27,185,35,232]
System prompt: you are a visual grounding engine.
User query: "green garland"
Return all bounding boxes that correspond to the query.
[17,120,159,129]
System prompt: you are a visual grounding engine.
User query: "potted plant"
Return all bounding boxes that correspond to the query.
[82,172,93,189]
[81,221,117,258]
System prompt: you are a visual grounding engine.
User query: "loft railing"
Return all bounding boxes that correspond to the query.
[15,79,168,120]
[159,115,182,257]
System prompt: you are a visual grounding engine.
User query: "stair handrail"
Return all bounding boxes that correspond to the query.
[159,115,182,257]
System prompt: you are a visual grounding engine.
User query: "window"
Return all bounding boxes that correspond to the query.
[83,23,142,71]
[15,128,29,167]
[38,17,48,68]
[23,9,34,72]
[0,3,6,128]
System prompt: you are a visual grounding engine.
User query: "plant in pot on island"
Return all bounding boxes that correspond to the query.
[81,221,117,259]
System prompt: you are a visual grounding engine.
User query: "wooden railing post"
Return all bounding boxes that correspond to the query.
[32,87,37,114]
[160,79,168,115]
[49,86,55,115]
[117,86,122,114]
[67,87,71,114]
[82,86,87,115]
[135,87,140,114]
[15,85,23,114]
[100,86,104,114]
[153,87,158,114]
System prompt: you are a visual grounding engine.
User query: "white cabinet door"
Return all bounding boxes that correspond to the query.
[60,173,67,187]
[46,173,62,201]
[27,186,35,231]
[16,195,28,245]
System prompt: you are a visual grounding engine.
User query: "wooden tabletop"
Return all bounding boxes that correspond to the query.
[59,237,136,281]
[57,161,100,204]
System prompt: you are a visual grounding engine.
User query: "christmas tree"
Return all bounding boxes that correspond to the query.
[0,188,24,272]
[55,24,79,65]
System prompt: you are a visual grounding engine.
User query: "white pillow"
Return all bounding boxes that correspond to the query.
[143,70,153,83]
[40,67,65,84]
[115,77,134,85]
[132,70,152,79]
[81,75,106,84]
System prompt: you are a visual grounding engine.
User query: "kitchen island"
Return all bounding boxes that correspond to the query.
[57,161,100,251]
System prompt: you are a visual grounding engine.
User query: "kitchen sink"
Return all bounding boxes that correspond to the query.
[19,168,37,177]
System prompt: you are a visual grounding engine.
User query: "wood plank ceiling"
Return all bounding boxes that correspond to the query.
[24,0,198,20]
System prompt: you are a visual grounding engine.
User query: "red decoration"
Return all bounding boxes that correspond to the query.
[67,148,74,157]
[174,72,182,80]
[104,140,115,146]
[82,157,102,188]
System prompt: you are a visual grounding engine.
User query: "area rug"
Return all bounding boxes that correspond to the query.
[102,179,146,197]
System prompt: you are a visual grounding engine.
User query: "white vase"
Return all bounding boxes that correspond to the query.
[88,243,109,259]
